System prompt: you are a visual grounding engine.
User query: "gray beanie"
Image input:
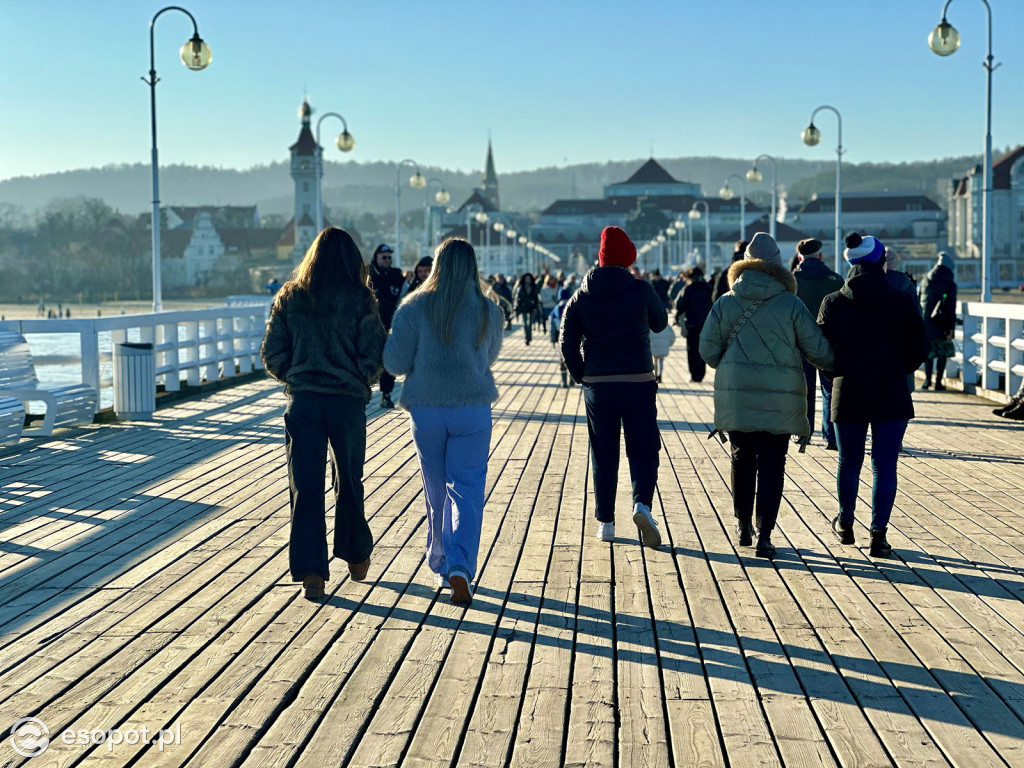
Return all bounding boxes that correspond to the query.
[744,232,782,267]
[937,251,956,270]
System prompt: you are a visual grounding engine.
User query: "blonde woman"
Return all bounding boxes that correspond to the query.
[261,228,387,600]
[383,238,504,605]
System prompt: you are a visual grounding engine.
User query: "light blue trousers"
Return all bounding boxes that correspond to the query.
[409,405,491,581]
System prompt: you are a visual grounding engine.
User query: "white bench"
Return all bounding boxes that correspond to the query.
[0,330,98,443]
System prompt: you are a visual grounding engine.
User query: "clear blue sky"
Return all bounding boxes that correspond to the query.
[2,0,1022,181]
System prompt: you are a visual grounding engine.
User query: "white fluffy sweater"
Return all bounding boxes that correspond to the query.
[383,290,504,409]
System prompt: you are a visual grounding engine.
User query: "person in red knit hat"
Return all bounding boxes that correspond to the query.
[559,226,668,549]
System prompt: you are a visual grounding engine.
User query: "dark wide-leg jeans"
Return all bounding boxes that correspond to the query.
[284,391,373,582]
[583,380,660,523]
[685,327,706,382]
[729,431,790,534]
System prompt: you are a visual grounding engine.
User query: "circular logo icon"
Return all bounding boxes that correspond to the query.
[9,717,50,758]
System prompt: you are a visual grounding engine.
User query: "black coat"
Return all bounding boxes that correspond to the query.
[368,263,405,330]
[559,266,668,383]
[817,264,929,423]
[674,280,713,331]
[650,277,671,307]
[918,264,957,340]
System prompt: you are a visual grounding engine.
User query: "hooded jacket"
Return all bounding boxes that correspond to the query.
[368,261,405,330]
[261,283,387,402]
[794,257,844,317]
[918,263,958,340]
[818,263,929,423]
[559,266,668,383]
[699,259,834,436]
[674,279,713,331]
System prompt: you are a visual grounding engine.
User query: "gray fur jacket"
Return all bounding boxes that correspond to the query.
[383,290,504,409]
[260,284,387,402]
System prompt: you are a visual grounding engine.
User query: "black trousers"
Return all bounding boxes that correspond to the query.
[729,431,789,535]
[379,370,395,396]
[583,380,660,523]
[685,327,706,382]
[284,391,373,581]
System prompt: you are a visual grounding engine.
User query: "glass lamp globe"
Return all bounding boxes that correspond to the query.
[674,220,686,228]
[409,173,427,189]
[527,242,535,250]
[475,211,489,223]
[688,209,701,220]
[506,230,517,239]
[929,20,960,56]
[657,234,667,243]
[802,124,822,146]
[435,189,450,204]
[180,34,212,70]
[666,227,676,236]
[336,131,355,152]
[493,222,505,232]
[719,185,735,200]
[746,167,763,183]
[518,236,527,244]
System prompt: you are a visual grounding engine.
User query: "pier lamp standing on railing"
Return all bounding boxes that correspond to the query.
[929,0,998,301]
[689,201,711,270]
[144,5,211,312]
[746,154,778,240]
[395,160,427,269]
[423,179,450,249]
[313,113,354,234]
[802,105,843,275]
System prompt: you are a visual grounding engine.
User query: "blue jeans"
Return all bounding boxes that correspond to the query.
[409,405,491,581]
[803,360,835,443]
[835,420,908,530]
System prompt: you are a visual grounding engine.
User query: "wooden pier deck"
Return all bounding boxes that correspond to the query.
[2,330,1024,767]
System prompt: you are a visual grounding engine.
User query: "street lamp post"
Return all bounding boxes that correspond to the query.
[493,221,506,273]
[314,113,355,234]
[802,105,843,274]
[475,212,491,272]
[719,174,747,254]
[395,159,427,269]
[689,201,711,270]
[747,154,778,240]
[929,0,997,301]
[144,5,211,312]
[506,229,517,272]
[665,227,677,273]
[424,178,449,249]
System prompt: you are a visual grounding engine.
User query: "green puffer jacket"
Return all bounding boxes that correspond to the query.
[699,259,834,436]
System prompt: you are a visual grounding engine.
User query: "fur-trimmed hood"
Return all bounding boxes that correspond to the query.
[727,259,797,298]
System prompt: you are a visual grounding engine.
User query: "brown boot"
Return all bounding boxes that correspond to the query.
[302,576,325,600]
[348,557,371,582]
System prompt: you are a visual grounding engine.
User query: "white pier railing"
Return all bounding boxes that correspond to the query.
[0,301,272,414]
[953,302,1024,401]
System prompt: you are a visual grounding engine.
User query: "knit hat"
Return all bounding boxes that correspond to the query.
[598,226,636,268]
[843,232,885,265]
[373,243,394,257]
[937,251,956,270]
[744,232,782,267]
[796,238,822,259]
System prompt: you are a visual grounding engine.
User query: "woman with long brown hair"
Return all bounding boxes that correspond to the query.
[261,227,387,599]
[383,238,504,605]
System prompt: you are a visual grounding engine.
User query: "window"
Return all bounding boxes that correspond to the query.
[303,182,309,192]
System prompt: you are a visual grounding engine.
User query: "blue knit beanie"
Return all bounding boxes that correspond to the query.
[844,232,885,265]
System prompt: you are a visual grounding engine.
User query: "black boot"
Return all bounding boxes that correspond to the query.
[831,515,855,545]
[560,370,569,388]
[993,396,1021,416]
[869,528,892,557]
[755,532,776,558]
[735,519,754,547]
[1002,401,1024,421]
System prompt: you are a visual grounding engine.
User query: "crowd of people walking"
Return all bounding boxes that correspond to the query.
[260,219,984,605]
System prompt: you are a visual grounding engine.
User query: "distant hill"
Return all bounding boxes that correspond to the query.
[0,153,987,219]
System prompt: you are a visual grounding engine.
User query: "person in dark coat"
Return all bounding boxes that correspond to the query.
[512,272,540,345]
[403,256,434,297]
[368,244,405,409]
[818,233,929,557]
[668,272,686,303]
[918,252,958,390]
[649,270,671,309]
[491,273,513,329]
[674,266,713,382]
[713,240,748,302]
[560,226,667,549]
[793,238,845,449]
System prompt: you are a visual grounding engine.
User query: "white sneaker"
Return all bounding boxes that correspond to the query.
[632,503,662,549]
[597,522,615,542]
[432,572,449,589]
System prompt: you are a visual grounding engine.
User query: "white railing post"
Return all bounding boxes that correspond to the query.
[959,302,978,394]
[1007,315,1023,399]
[80,321,101,414]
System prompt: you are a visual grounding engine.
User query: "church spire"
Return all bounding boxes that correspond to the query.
[482,138,499,210]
